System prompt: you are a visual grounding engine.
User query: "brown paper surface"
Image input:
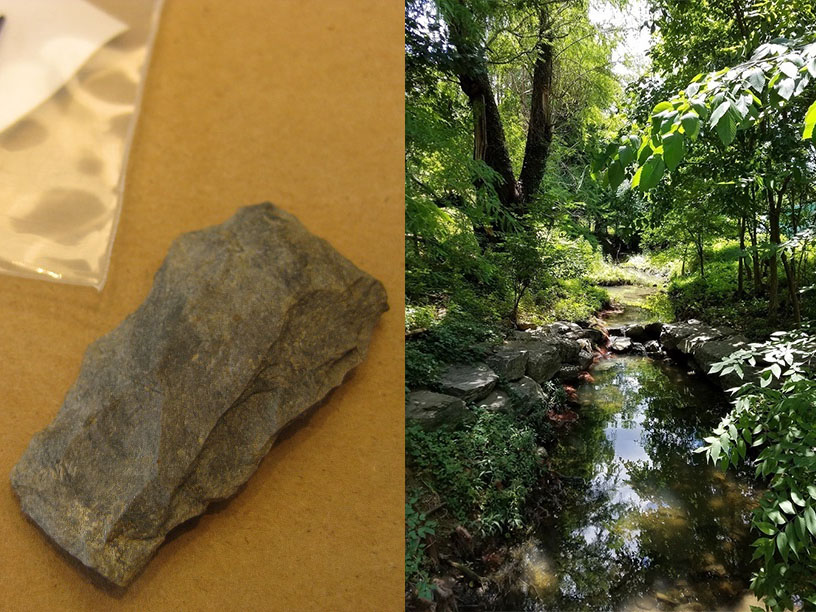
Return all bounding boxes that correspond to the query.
[0,1,404,609]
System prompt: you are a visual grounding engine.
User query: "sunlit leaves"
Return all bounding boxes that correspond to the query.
[680,112,700,139]
[804,99,816,139]
[593,36,816,191]
[744,67,766,92]
[639,155,665,190]
[701,325,816,609]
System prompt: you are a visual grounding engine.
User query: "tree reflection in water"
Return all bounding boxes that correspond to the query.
[496,355,761,611]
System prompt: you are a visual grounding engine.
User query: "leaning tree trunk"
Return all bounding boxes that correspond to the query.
[519,6,554,204]
[446,2,556,218]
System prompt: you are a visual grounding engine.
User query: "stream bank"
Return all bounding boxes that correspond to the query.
[407,285,763,611]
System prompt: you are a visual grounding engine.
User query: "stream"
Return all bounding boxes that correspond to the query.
[497,285,761,611]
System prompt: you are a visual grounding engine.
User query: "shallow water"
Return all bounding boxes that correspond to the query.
[496,287,761,611]
[604,285,660,326]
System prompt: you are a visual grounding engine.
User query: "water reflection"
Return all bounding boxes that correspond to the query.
[499,356,760,611]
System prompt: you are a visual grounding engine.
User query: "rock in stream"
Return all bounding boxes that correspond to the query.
[10,203,387,586]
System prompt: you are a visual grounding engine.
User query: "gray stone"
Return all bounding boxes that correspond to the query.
[475,389,512,413]
[660,320,704,351]
[505,376,547,410]
[407,391,471,430]
[545,321,581,335]
[577,349,595,370]
[437,363,498,403]
[10,203,387,587]
[692,335,752,388]
[677,325,731,354]
[610,336,632,352]
[624,324,648,343]
[486,347,528,381]
[630,342,647,355]
[552,336,582,363]
[644,322,663,340]
[608,326,625,337]
[517,342,561,383]
[573,327,607,347]
[557,365,583,383]
[644,340,662,354]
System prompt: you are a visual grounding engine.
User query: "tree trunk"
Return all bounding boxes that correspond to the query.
[458,70,520,209]
[766,185,785,322]
[737,216,745,296]
[446,2,556,217]
[781,253,801,323]
[750,214,762,294]
[519,6,554,204]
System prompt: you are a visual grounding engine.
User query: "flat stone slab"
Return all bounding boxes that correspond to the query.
[486,347,528,381]
[10,203,387,587]
[406,391,470,430]
[437,363,498,403]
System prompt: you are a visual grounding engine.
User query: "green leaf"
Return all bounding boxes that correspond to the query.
[777,77,795,101]
[779,61,799,79]
[807,57,816,78]
[777,530,789,562]
[618,145,634,167]
[791,491,806,507]
[709,100,731,128]
[779,499,796,515]
[639,155,665,191]
[805,506,816,537]
[662,133,685,171]
[768,509,787,525]
[630,166,643,189]
[637,141,653,165]
[803,99,816,139]
[652,101,674,114]
[680,112,700,139]
[716,111,737,146]
[807,485,816,500]
[607,160,624,190]
[756,521,776,536]
[744,67,766,92]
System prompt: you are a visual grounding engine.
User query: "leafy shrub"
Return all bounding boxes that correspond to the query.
[527,279,610,323]
[405,345,441,390]
[643,291,675,322]
[406,388,559,536]
[406,304,437,331]
[406,494,437,601]
[699,327,816,610]
[404,307,500,389]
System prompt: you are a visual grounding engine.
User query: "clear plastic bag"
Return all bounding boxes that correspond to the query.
[0,0,164,289]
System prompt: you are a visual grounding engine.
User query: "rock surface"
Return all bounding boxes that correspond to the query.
[476,389,512,412]
[610,336,632,353]
[486,347,528,381]
[10,203,387,587]
[406,391,470,430]
[437,363,498,402]
[504,376,547,410]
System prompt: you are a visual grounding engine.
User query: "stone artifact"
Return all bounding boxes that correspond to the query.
[10,203,387,586]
